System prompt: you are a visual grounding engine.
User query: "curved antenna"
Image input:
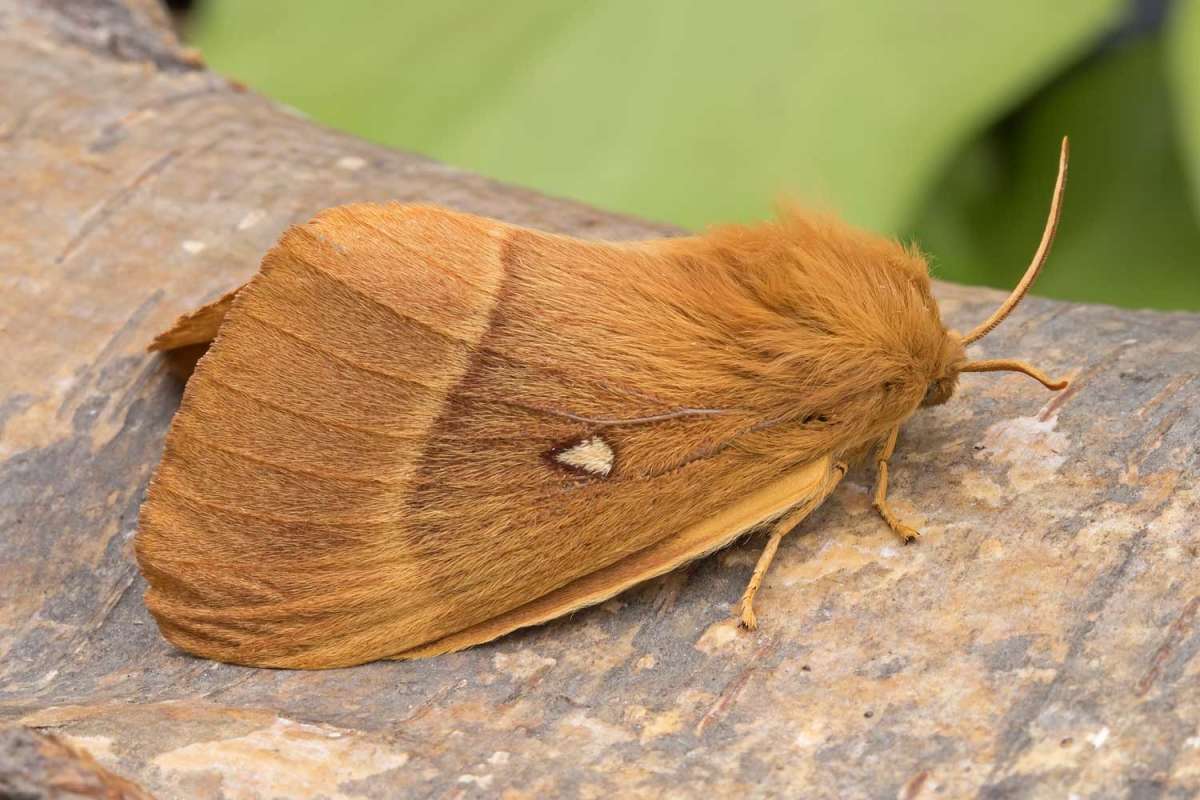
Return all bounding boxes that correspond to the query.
[960,358,1068,390]
[962,137,1070,346]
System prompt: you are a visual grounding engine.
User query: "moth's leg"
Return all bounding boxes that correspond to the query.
[873,426,921,544]
[738,461,847,631]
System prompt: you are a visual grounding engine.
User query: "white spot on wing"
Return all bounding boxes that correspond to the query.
[554,436,614,477]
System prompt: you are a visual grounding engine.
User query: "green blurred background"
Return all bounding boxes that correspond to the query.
[179,1,1200,310]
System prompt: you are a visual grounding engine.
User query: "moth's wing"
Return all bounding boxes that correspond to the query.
[137,204,831,668]
[138,204,510,667]
[382,221,841,663]
[150,287,242,351]
[396,455,841,659]
[148,288,245,379]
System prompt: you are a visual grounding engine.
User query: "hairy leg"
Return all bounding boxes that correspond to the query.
[738,461,847,630]
[873,427,920,544]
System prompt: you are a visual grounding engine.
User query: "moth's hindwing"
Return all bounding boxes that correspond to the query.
[138,204,834,668]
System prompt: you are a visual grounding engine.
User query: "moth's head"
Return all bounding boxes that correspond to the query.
[921,137,1072,408]
[921,334,966,407]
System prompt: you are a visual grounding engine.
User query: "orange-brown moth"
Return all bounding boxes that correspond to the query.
[136,139,1071,669]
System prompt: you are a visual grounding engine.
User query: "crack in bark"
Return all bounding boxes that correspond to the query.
[56,150,179,264]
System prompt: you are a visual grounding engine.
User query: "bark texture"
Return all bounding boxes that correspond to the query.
[0,725,156,800]
[3,2,1199,798]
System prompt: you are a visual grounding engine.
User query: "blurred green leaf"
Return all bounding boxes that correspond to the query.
[909,36,1200,311]
[193,2,1120,231]
[1167,0,1200,217]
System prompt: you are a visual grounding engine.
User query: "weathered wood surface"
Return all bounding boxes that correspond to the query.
[3,2,1199,798]
[0,725,156,799]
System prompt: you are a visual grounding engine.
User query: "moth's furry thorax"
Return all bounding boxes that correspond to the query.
[650,207,963,460]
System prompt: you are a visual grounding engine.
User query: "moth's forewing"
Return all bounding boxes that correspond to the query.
[150,287,241,352]
[395,455,841,659]
[138,205,834,668]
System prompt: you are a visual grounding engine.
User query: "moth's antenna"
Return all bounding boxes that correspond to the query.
[962,136,1069,346]
[959,358,1068,390]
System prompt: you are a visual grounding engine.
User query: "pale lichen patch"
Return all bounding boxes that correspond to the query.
[978,413,1069,491]
[492,649,556,681]
[635,654,657,671]
[694,619,742,654]
[639,708,684,743]
[1088,726,1111,748]
[237,209,266,230]
[152,717,408,800]
[60,734,115,762]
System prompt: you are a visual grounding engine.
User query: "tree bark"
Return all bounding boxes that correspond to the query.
[0,726,156,800]
[3,2,1199,798]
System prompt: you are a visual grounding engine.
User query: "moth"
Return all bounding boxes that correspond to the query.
[136,139,1070,669]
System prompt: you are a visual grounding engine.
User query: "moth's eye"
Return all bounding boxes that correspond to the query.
[922,378,955,407]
